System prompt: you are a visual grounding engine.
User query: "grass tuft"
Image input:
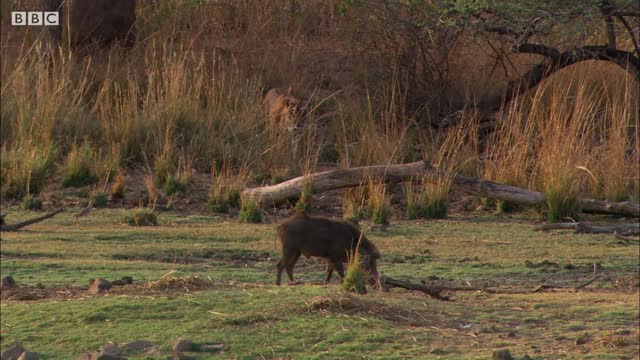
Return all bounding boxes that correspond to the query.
[343,187,367,225]
[62,143,98,188]
[366,180,391,225]
[238,195,262,223]
[342,249,369,295]
[294,178,314,213]
[1,146,57,200]
[89,191,109,208]
[21,194,43,211]
[124,208,158,226]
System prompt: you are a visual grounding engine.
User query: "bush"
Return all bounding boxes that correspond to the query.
[125,208,158,226]
[238,196,262,223]
[62,143,98,188]
[22,194,43,210]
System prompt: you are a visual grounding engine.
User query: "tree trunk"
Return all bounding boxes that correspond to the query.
[242,161,640,217]
[0,209,65,231]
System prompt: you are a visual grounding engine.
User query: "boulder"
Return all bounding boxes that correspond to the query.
[88,278,112,294]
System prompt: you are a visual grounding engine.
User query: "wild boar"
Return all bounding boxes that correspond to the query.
[43,0,137,50]
[275,212,380,285]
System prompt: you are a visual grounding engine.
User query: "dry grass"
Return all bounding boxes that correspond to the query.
[0,1,637,214]
[306,291,434,327]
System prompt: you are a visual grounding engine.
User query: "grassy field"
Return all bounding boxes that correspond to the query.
[1,208,638,359]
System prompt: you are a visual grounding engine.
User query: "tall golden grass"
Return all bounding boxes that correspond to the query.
[0,1,636,213]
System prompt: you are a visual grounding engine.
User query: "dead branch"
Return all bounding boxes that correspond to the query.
[382,272,608,299]
[0,209,64,231]
[380,276,450,300]
[614,233,640,243]
[574,273,604,291]
[536,222,639,235]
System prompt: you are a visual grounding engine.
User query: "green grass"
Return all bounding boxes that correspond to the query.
[0,209,638,359]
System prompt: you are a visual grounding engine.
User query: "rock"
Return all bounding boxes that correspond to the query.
[1,276,17,289]
[143,347,163,357]
[88,278,112,294]
[17,351,39,360]
[575,332,592,345]
[368,224,389,232]
[429,348,447,355]
[200,343,224,352]
[122,340,153,352]
[1,344,26,360]
[99,343,123,356]
[492,349,513,360]
[76,352,98,360]
[111,277,133,286]
[169,353,196,360]
[97,355,126,360]
[172,339,194,352]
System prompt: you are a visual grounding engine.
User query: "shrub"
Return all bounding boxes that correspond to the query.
[238,195,262,223]
[22,194,43,211]
[125,208,158,226]
[62,143,98,188]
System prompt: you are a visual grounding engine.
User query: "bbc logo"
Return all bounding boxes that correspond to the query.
[11,12,59,26]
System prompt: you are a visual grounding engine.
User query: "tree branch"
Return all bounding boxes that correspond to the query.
[0,209,64,231]
[599,0,618,49]
[616,15,640,57]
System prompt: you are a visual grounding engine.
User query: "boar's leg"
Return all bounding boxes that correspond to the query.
[330,258,346,283]
[276,248,301,285]
[324,261,335,284]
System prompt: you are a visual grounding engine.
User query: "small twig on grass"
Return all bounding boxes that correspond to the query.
[614,233,640,242]
[574,273,604,291]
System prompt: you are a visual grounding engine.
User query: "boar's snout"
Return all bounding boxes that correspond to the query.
[362,254,379,281]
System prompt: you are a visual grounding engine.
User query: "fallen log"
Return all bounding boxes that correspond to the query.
[0,209,64,231]
[536,222,639,235]
[242,161,640,217]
